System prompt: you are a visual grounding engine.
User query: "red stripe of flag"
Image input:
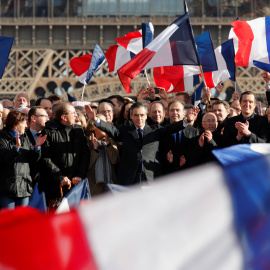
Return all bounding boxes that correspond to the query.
[0,207,98,270]
[115,30,142,49]
[231,20,254,67]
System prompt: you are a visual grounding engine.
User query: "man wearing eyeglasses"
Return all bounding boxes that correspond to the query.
[39,102,90,209]
[191,112,223,164]
[25,106,49,182]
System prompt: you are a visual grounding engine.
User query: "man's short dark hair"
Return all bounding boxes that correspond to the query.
[28,106,44,123]
[130,102,148,115]
[211,100,230,110]
[150,101,165,112]
[168,100,185,111]
[35,98,51,106]
[54,102,73,122]
[175,92,191,104]
[48,94,62,103]
[240,91,256,103]
[108,95,125,106]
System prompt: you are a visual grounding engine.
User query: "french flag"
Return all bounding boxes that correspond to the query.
[70,54,92,84]
[229,17,270,67]
[153,66,200,92]
[153,30,217,92]
[69,44,105,85]
[1,144,270,269]
[118,8,200,93]
[115,30,143,54]
[105,23,154,72]
[203,39,235,88]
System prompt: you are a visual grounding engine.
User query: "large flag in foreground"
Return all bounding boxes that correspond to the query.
[0,36,14,80]
[229,17,270,67]
[1,144,270,269]
[118,5,200,93]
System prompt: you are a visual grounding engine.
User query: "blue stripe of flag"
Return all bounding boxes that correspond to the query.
[0,36,14,80]
[195,31,218,73]
[85,44,105,84]
[265,17,270,63]
[169,13,200,66]
[221,39,235,81]
[142,22,154,49]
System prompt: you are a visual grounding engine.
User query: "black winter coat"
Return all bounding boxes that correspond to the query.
[40,119,90,199]
[0,128,40,198]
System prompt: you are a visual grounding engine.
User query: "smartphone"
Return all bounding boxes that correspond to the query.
[154,87,160,94]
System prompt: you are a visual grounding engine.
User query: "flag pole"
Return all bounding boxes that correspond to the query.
[81,83,86,100]
[144,70,151,86]
[140,72,145,89]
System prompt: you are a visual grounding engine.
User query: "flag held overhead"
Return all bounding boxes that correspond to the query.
[118,6,200,93]
[85,44,106,84]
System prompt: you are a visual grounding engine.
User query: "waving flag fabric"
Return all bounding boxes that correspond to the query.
[106,24,154,73]
[153,31,217,92]
[0,36,14,79]
[85,44,105,84]
[203,39,235,88]
[253,60,270,73]
[70,54,92,84]
[118,7,200,93]
[2,144,270,269]
[142,22,154,48]
[115,30,143,54]
[153,66,200,92]
[229,17,270,67]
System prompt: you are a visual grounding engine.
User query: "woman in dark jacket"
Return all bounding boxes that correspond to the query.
[0,111,46,209]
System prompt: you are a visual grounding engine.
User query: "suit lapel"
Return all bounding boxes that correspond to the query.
[129,124,141,147]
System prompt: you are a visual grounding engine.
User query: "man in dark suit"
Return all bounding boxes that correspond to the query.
[26,106,49,182]
[223,91,268,147]
[85,102,185,185]
[159,100,199,174]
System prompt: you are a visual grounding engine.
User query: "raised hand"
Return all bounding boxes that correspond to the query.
[158,87,168,101]
[232,91,239,101]
[204,130,213,143]
[198,133,205,148]
[215,81,223,96]
[137,88,149,101]
[35,134,47,148]
[263,71,270,84]
[85,104,97,121]
[91,133,99,150]
[15,132,21,149]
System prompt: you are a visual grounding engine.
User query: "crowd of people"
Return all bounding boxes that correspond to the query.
[1,71,270,211]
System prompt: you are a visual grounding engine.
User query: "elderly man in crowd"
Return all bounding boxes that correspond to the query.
[40,102,90,209]
[13,93,30,109]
